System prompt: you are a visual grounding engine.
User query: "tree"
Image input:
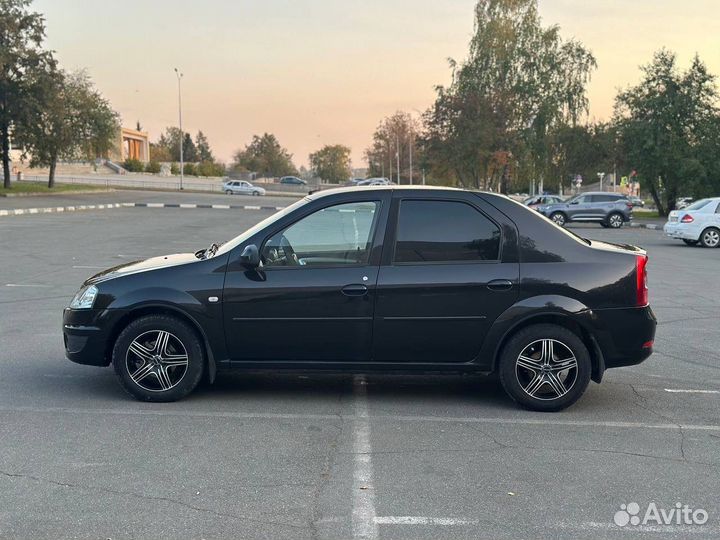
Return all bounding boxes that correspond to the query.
[422,0,595,192]
[16,69,119,187]
[182,132,197,162]
[195,130,214,162]
[0,0,55,188]
[364,112,420,183]
[310,144,352,183]
[232,133,297,177]
[615,50,719,215]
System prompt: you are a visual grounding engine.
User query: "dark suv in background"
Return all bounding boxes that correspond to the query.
[536,192,633,228]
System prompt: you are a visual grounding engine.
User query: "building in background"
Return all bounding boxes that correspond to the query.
[115,127,150,164]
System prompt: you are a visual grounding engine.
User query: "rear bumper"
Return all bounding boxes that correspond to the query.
[591,305,656,369]
[63,308,126,366]
[663,222,699,240]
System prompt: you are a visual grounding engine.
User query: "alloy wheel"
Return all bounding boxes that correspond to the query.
[608,214,623,228]
[515,339,578,400]
[125,330,189,392]
[551,213,566,226]
[702,229,720,248]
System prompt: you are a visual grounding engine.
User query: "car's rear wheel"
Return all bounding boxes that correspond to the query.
[225,189,233,195]
[607,212,624,228]
[550,212,567,227]
[112,315,204,402]
[683,239,699,246]
[700,227,720,248]
[498,324,591,412]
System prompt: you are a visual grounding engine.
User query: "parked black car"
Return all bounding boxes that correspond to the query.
[536,191,633,228]
[279,176,307,186]
[64,187,655,411]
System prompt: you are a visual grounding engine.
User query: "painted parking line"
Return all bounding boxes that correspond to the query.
[375,516,479,526]
[352,374,377,540]
[664,389,719,394]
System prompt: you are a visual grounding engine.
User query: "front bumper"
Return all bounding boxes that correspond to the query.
[591,305,657,369]
[63,308,125,366]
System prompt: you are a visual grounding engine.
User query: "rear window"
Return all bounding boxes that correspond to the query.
[685,199,712,211]
[394,200,501,263]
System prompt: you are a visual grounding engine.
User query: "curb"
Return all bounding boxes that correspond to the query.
[629,222,662,230]
[0,189,115,198]
[0,202,287,217]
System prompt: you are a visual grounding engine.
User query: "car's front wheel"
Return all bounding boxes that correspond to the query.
[498,324,591,412]
[607,212,624,228]
[252,191,260,196]
[225,189,233,195]
[550,212,567,227]
[112,315,204,402]
[700,227,720,248]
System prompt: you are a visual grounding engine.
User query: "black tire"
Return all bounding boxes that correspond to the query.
[252,191,260,196]
[225,190,233,195]
[550,212,567,227]
[683,239,699,246]
[498,324,592,412]
[112,315,205,402]
[699,227,720,248]
[606,212,624,229]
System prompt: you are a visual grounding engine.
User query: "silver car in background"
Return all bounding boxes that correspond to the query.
[223,180,266,196]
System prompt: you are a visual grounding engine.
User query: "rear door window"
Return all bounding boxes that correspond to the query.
[394,200,501,263]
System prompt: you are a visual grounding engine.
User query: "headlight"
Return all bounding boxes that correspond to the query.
[69,285,98,309]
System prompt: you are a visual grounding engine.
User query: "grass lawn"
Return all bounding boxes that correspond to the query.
[634,210,660,218]
[0,181,107,196]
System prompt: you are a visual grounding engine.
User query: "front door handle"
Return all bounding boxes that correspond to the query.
[342,284,369,297]
[487,279,513,291]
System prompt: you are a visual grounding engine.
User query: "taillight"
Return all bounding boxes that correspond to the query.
[636,254,648,306]
[681,214,694,223]
[626,202,633,209]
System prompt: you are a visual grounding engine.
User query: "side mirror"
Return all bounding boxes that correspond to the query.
[570,200,579,205]
[239,244,261,268]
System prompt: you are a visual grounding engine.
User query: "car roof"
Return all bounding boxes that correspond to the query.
[580,191,627,196]
[307,185,503,202]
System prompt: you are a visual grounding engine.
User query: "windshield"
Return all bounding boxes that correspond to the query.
[684,199,711,211]
[215,197,311,256]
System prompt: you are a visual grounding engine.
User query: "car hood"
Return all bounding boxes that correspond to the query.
[83,253,198,285]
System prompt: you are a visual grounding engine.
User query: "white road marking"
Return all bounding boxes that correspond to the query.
[72,265,105,269]
[352,374,377,540]
[0,405,719,432]
[146,203,164,208]
[664,388,719,394]
[375,516,479,526]
[5,284,51,288]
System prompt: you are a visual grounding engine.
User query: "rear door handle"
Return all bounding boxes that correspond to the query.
[342,284,368,297]
[487,279,513,291]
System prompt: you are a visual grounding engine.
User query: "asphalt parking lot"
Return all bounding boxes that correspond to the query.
[1,195,719,539]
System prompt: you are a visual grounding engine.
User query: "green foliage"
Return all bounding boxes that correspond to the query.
[15,69,120,187]
[196,160,225,177]
[170,162,179,175]
[422,0,596,192]
[123,158,144,172]
[614,50,719,215]
[232,133,298,178]
[365,112,420,182]
[182,133,197,162]
[0,0,56,188]
[309,144,352,183]
[195,131,213,162]
[149,142,172,162]
[183,162,196,176]
[144,161,161,174]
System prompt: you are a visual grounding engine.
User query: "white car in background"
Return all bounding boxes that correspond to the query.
[223,180,266,196]
[663,197,720,247]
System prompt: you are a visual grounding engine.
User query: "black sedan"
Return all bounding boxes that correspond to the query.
[63,186,656,411]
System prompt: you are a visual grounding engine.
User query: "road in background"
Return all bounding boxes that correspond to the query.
[0,207,718,539]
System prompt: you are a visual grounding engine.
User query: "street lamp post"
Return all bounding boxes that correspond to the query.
[395,132,400,184]
[174,68,184,190]
[409,128,413,185]
[597,171,605,192]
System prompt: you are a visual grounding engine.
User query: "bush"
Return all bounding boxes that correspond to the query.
[144,161,161,174]
[183,163,197,176]
[123,158,145,172]
[170,163,179,175]
[196,161,226,177]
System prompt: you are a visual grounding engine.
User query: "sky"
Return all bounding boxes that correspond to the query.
[34,0,720,168]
